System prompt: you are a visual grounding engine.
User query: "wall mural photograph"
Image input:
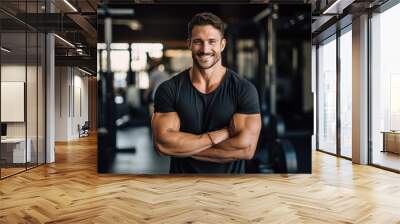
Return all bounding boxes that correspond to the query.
[97,2,313,174]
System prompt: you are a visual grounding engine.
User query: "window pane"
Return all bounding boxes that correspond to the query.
[371,3,400,171]
[1,31,27,177]
[318,36,337,154]
[340,29,352,158]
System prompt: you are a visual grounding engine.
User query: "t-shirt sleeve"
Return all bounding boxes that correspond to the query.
[154,80,176,113]
[236,79,260,114]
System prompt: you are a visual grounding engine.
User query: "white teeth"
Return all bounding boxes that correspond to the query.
[199,55,212,60]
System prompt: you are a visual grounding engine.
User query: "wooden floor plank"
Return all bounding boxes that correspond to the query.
[0,135,400,223]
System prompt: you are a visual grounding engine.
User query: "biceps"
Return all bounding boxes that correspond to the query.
[151,112,180,140]
[231,114,261,139]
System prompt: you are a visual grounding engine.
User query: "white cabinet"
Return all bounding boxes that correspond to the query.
[1,138,32,163]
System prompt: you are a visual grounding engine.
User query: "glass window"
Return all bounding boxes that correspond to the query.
[0,1,46,179]
[339,28,352,158]
[371,2,400,171]
[317,35,337,154]
[1,30,28,178]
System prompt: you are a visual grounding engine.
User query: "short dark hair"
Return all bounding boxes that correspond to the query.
[188,12,225,39]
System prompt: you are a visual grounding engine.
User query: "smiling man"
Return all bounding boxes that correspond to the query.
[151,12,261,174]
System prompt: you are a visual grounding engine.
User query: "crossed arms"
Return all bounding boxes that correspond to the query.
[151,112,261,163]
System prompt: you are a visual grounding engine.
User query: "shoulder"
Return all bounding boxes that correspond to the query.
[159,70,186,87]
[155,69,188,94]
[228,70,260,113]
[227,69,257,91]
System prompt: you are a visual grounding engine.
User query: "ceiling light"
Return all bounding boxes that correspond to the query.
[322,0,354,15]
[323,0,341,14]
[76,49,84,55]
[1,47,11,53]
[63,0,78,12]
[78,67,93,76]
[54,34,75,48]
[110,43,130,50]
[129,20,142,31]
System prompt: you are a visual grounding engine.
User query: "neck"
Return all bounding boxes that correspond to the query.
[191,64,225,84]
[189,64,227,94]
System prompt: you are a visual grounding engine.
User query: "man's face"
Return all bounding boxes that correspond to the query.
[188,25,226,70]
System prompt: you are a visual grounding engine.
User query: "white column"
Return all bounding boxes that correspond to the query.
[46,33,55,163]
[352,14,369,164]
[46,1,55,163]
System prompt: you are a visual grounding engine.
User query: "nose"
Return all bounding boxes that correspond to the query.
[200,42,211,54]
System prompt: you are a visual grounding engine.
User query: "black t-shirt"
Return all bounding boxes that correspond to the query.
[154,68,260,174]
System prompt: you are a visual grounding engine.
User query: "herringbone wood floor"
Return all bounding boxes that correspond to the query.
[1,135,400,224]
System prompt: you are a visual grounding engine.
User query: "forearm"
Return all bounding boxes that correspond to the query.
[191,155,236,164]
[190,114,261,162]
[193,146,250,160]
[155,131,210,157]
[155,128,229,157]
[191,132,255,161]
[213,133,251,151]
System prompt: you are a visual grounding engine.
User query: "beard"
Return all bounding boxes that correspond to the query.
[192,51,221,70]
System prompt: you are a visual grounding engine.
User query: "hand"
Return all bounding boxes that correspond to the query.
[208,127,230,145]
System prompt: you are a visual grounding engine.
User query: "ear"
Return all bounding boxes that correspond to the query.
[221,38,226,52]
[187,38,192,49]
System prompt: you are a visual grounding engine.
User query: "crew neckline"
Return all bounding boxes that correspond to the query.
[187,68,229,96]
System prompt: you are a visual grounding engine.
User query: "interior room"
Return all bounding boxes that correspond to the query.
[0,0,399,223]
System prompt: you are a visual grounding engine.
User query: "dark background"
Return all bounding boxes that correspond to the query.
[97,3,313,174]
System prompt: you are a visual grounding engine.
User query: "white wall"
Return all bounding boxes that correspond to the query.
[1,65,37,138]
[1,65,26,136]
[55,66,89,141]
[74,70,89,139]
[55,66,69,141]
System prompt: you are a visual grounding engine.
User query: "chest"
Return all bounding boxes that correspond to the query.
[176,84,237,133]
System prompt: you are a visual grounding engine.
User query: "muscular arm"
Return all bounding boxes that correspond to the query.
[191,113,261,163]
[151,112,229,157]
